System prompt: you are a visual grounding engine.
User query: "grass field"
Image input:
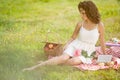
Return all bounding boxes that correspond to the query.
[0,0,120,80]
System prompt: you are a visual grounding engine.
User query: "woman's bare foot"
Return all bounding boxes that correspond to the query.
[37,61,43,64]
[22,66,36,72]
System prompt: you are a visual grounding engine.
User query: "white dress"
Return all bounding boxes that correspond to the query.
[63,23,99,64]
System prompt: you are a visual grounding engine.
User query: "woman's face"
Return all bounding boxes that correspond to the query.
[79,8,87,20]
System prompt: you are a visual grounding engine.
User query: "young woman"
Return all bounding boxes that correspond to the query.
[23,0,107,71]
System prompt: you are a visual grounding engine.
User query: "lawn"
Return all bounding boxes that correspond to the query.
[0,0,120,80]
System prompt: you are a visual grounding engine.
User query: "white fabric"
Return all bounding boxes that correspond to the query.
[63,23,99,64]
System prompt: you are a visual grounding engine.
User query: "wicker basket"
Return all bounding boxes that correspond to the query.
[44,42,63,57]
[43,31,64,57]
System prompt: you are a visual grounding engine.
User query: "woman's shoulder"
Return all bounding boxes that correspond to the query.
[98,22,104,27]
[98,22,104,33]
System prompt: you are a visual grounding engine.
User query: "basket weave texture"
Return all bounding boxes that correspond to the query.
[44,42,63,56]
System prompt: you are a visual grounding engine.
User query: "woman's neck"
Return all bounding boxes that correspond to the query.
[83,20,97,30]
[85,19,94,25]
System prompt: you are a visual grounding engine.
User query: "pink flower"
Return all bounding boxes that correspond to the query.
[74,49,81,57]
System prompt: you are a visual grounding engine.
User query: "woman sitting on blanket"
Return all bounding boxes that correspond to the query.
[23,0,108,71]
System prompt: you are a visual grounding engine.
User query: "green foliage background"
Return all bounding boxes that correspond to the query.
[0,0,120,80]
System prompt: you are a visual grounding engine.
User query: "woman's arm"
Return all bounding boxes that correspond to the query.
[63,22,81,50]
[98,22,106,54]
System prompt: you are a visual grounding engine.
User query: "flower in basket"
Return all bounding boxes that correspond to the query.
[48,44,54,49]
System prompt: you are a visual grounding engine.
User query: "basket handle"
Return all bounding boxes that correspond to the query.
[45,29,62,44]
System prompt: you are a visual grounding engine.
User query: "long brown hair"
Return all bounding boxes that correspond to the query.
[78,1,101,24]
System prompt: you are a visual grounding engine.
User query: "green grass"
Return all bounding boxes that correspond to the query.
[0,0,120,80]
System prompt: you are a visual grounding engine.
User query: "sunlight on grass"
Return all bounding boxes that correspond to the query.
[0,0,120,80]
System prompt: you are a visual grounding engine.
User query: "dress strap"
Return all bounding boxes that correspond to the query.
[95,24,99,29]
[96,24,98,27]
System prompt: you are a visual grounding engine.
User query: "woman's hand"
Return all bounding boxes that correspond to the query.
[63,38,73,50]
[63,44,68,50]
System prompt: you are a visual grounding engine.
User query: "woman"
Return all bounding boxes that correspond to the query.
[23,0,107,71]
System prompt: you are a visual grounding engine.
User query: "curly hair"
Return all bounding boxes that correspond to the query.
[78,1,101,24]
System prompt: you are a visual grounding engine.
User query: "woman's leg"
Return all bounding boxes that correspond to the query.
[23,54,70,71]
[65,57,82,66]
